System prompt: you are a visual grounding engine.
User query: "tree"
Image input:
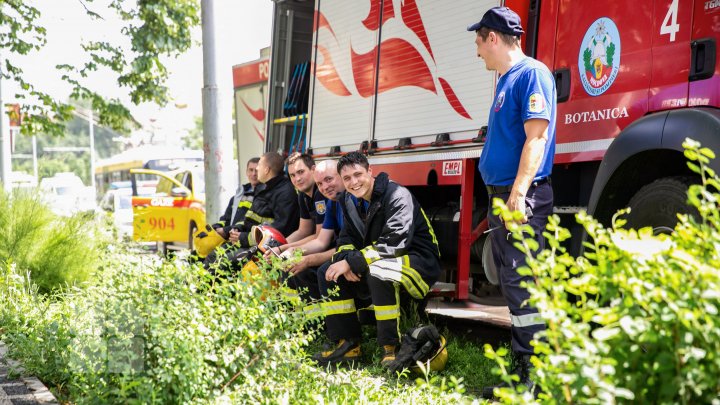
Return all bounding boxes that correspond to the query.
[12,112,124,184]
[181,115,203,150]
[1,0,200,137]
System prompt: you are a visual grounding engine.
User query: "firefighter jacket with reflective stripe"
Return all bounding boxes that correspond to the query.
[234,174,299,247]
[213,183,255,236]
[332,172,441,278]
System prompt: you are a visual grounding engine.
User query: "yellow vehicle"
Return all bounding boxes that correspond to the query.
[130,164,206,254]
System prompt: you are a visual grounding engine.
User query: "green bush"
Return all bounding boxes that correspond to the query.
[0,188,101,293]
[487,138,720,404]
[1,249,474,404]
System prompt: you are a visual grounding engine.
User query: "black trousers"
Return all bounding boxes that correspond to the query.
[285,264,322,302]
[203,242,254,274]
[487,181,553,355]
[319,254,438,346]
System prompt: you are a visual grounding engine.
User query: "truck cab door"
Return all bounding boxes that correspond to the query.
[552,0,654,163]
[649,0,695,112]
[688,0,719,106]
[130,169,191,243]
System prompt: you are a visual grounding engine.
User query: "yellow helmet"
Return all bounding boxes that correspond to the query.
[193,225,226,258]
[411,335,448,373]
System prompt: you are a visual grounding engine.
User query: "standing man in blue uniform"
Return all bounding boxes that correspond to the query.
[468,6,556,398]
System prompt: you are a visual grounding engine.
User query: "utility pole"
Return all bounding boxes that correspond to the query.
[0,70,11,193]
[88,108,95,191]
[201,0,234,223]
[31,135,38,182]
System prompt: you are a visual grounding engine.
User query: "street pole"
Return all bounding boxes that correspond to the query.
[201,0,234,223]
[32,135,38,182]
[0,66,11,192]
[88,108,95,191]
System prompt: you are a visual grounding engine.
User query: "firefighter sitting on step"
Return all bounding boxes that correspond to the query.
[264,159,350,316]
[204,151,299,272]
[314,151,442,368]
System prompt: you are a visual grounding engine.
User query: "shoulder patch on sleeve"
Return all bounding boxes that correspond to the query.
[315,200,327,215]
[528,92,545,113]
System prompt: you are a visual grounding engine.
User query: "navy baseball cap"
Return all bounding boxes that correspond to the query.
[467,6,524,36]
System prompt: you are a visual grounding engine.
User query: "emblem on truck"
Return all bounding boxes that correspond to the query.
[314,0,472,119]
[578,18,621,96]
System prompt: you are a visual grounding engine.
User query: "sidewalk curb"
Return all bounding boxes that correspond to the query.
[0,342,59,404]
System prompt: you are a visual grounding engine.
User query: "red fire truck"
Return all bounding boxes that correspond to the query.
[261,0,720,300]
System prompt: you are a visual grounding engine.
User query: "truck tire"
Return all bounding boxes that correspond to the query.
[158,241,173,257]
[481,235,499,285]
[188,222,197,251]
[626,176,698,234]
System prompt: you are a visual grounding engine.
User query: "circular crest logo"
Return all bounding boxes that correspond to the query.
[494,91,505,112]
[578,17,621,96]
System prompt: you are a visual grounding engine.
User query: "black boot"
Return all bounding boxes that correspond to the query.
[481,354,537,399]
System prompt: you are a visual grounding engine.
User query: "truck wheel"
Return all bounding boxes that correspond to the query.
[626,176,698,234]
[158,241,173,257]
[481,235,499,285]
[188,222,197,251]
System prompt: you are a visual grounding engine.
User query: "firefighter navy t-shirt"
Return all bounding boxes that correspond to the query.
[299,186,326,226]
[478,57,556,186]
[322,194,356,237]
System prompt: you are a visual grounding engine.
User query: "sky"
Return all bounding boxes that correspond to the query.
[6,0,274,146]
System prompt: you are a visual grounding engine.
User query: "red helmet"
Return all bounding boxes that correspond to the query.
[252,225,287,253]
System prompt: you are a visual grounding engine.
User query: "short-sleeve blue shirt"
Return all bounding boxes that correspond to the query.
[478,57,556,186]
[322,194,356,236]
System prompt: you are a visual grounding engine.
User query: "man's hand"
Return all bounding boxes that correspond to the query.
[280,247,297,260]
[263,245,285,259]
[505,190,528,230]
[228,229,240,243]
[325,260,361,282]
[505,189,528,230]
[215,227,227,239]
[287,256,309,275]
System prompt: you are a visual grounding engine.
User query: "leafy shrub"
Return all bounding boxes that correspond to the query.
[0,245,478,404]
[0,188,101,293]
[487,139,720,404]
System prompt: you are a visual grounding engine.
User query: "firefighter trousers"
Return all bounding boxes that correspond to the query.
[487,180,553,356]
[280,265,325,321]
[203,243,254,274]
[319,254,439,346]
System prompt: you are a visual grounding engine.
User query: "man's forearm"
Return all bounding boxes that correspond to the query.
[513,137,547,196]
[305,249,335,268]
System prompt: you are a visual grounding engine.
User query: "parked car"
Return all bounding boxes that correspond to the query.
[39,172,96,216]
[99,184,155,238]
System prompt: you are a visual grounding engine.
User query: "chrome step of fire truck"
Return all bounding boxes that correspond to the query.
[553,206,587,214]
[426,294,511,329]
[427,282,510,328]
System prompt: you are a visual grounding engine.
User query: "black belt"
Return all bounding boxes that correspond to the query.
[486,177,550,195]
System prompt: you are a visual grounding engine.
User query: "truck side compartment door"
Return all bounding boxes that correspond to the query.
[688,0,719,106]
[552,1,654,164]
[649,0,694,112]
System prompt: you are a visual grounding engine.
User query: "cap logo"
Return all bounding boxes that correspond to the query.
[578,17,621,96]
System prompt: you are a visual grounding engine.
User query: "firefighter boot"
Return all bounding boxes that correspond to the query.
[312,339,361,366]
[481,354,538,399]
[380,345,398,369]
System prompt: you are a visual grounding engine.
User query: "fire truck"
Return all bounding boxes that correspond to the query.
[256,0,720,301]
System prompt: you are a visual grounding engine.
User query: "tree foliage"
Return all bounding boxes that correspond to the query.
[1,0,200,137]
[181,115,203,150]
